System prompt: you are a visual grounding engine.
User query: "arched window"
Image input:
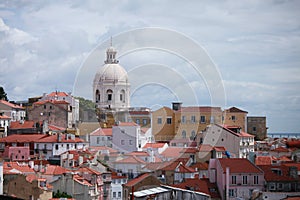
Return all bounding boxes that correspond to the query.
[107,89,113,101]
[96,90,100,103]
[182,130,186,139]
[120,89,125,102]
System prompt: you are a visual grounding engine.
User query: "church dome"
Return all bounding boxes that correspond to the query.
[95,63,128,82]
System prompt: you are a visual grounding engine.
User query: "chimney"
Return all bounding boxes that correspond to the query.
[172,102,182,111]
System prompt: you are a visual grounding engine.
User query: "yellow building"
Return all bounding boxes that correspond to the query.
[152,103,222,142]
[222,107,248,132]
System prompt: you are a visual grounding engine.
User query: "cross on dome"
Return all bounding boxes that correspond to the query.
[105,37,119,64]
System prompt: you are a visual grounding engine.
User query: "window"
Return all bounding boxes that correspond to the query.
[136,119,140,125]
[167,117,172,124]
[253,127,257,132]
[120,94,123,101]
[50,105,52,109]
[231,116,236,121]
[191,131,196,138]
[210,116,215,124]
[113,192,116,198]
[200,116,205,123]
[55,144,58,150]
[231,175,237,184]
[191,116,196,123]
[157,117,162,124]
[67,144,69,149]
[229,189,235,197]
[254,175,259,185]
[44,105,46,109]
[182,130,186,139]
[118,192,121,198]
[242,175,248,185]
[182,116,186,123]
[108,94,112,101]
[129,140,133,145]
[121,140,125,145]
[97,137,100,144]
[143,119,147,125]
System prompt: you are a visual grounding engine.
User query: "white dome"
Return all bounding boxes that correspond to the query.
[95,63,128,83]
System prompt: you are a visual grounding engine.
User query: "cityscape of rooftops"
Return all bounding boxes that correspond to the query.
[0,1,300,200]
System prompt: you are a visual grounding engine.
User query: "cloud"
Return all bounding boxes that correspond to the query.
[0,0,299,132]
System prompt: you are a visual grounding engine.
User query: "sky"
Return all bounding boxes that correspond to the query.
[0,0,299,133]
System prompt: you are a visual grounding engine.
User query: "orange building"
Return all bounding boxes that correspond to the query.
[222,107,248,132]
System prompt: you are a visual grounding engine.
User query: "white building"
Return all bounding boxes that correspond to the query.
[0,114,10,138]
[34,133,87,160]
[111,173,127,200]
[0,100,25,122]
[201,124,254,158]
[112,122,151,154]
[89,127,112,147]
[93,45,130,123]
[0,161,3,195]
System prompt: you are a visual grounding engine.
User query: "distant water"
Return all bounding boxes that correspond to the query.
[268,133,300,138]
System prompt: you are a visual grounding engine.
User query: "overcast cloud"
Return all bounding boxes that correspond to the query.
[0,0,299,133]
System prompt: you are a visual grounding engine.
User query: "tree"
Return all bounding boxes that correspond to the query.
[0,86,8,101]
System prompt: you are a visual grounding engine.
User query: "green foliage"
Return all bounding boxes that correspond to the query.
[75,96,96,110]
[0,86,8,101]
[53,190,72,198]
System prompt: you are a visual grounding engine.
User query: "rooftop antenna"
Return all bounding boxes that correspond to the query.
[110,36,113,46]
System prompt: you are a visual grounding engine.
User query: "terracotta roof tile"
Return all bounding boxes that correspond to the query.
[3,162,34,174]
[258,164,299,182]
[271,146,290,152]
[0,114,10,119]
[43,165,69,175]
[255,156,276,165]
[33,100,69,105]
[47,92,69,97]
[0,100,25,109]
[172,178,210,195]
[125,151,149,157]
[0,134,47,143]
[161,147,184,159]
[190,162,209,171]
[218,158,264,174]
[124,173,152,187]
[115,156,146,164]
[90,127,112,136]
[143,142,166,149]
[116,122,138,126]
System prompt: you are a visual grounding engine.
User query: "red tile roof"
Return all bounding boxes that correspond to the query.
[76,166,101,175]
[10,121,38,129]
[43,165,69,175]
[190,162,209,171]
[47,92,69,97]
[3,162,34,174]
[115,156,146,164]
[73,174,93,186]
[143,142,166,149]
[0,134,47,143]
[172,178,210,196]
[286,140,300,148]
[255,156,277,165]
[0,100,24,109]
[124,173,153,187]
[218,158,264,174]
[161,147,184,159]
[213,146,226,152]
[125,151,149,157]
[0,114,10,119]
[90,127,112,136]
[258,164,299,182]
[48,124,66,131]
[271,146,291,152]
[36,134,84,143]
[33,100,69,105]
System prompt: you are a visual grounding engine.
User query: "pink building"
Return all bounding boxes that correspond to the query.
[209,158,265,200]
[3,146,30,161]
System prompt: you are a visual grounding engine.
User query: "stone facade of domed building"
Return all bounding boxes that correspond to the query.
[93,45,130,128]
